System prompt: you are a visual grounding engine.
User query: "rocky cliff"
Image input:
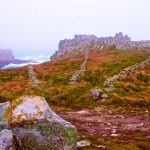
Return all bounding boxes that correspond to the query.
[51,32,150,60]
[0,49,29,69]
[0,49,14,62]
[0,49,15,68]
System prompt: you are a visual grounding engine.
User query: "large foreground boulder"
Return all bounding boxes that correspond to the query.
[5,96,78,150]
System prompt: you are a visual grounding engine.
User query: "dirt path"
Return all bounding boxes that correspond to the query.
[55,106,150,149]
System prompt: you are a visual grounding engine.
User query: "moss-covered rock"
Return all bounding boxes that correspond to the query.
[7,96,78,150]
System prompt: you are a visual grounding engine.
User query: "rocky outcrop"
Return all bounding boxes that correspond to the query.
[104,58,150,91]
[51,32,150,61]
[1,96,78,150]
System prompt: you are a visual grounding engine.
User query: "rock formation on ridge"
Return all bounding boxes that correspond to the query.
[51,32,150,61]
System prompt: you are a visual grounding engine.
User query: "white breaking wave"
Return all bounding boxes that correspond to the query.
[1,54,50,70]
[16,54,50,61]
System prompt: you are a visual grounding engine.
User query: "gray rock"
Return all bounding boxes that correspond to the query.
[90,88,103,99]
[0,101,10,130]
[101,94,108,99]
[77,140,91,147]
[6,96,78,150]
[28,65,41,87]
[0,101,10,115]
[96,145,106,149]
[70,50,89,85]
[0,129,13,150]
[104,58,150,91]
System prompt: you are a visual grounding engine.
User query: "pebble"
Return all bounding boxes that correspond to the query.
[77,140,91,147]
[111,134,119,137]
[111,129,117,134]
[96,145,106,149]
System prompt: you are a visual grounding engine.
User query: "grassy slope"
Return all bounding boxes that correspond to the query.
[0,49,150,108]
[0,48,150,150]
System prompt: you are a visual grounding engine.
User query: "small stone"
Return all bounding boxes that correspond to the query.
[96,145,106,149]
[101,94,108,99]
[101,99,106,102]
[111,134,119,137]
[77,140,91,147]
[111,129,117,134]
[90,88,103,99]
[138,123,144,127]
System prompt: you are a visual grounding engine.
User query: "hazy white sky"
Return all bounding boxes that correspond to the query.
[0,0,150,57]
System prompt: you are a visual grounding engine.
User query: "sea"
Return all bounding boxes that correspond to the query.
[1,54,51,70]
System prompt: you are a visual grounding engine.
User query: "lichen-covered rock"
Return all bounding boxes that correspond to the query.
[0,101,10,130]
[0,129,13,150]
[6,96,50,125]
[6,96,78,150]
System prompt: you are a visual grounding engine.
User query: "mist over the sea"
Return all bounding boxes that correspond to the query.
[0,0,150,57]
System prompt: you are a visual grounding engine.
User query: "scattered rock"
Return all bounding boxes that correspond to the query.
[70,50,89,85]
[111,129,117,134]
[90,88,108,101]
[111,134,119,137]
[77,140,91,147]
[104,58,150,91]
[28,64,41,87]
[101,94,108,99]
[90,88,102,99]
[101,99,106,102]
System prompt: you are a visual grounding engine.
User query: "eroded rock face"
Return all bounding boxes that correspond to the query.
[6,96,78,150]
[51,32,150,61]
